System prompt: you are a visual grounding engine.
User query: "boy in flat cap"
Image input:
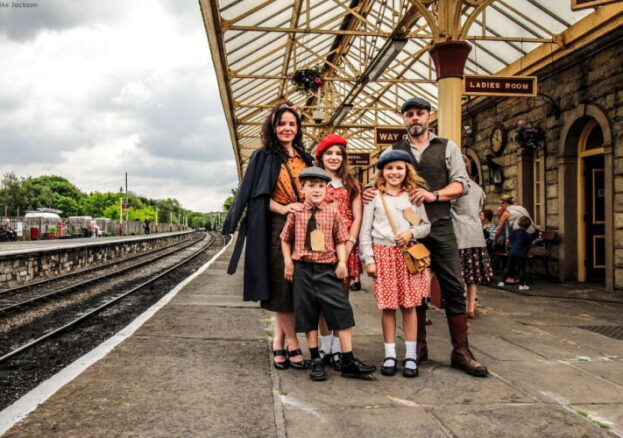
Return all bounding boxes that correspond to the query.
[281,166,376,381]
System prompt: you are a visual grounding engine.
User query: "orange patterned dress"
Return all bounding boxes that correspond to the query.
[325,180,362,280]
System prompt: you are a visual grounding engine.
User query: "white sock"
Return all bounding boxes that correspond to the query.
[383,343,396,367]
[319,335,333,356]
[331,337,341,358]
[405,341,417,370]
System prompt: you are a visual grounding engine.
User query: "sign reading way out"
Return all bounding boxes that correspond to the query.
[464,75,538,97]
[375,127,406,145]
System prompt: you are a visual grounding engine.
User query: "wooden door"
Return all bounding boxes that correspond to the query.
[583,154,605,282]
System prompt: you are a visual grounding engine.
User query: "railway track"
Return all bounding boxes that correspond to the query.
[0,231,201,300]
[0,232,204,313]
[0,232,224,363]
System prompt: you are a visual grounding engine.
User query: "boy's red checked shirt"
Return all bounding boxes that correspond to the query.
[280,201,349,263]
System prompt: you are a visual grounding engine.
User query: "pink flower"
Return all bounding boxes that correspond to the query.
[313,77,322,84]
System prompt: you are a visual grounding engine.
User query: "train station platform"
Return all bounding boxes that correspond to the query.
[0,231,194,257]
[1,240,623,437]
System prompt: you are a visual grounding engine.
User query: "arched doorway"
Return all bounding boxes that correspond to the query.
[577,120,605,283]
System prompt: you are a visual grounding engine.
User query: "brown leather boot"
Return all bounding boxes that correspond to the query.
[447,314,488,377]
[416,308,428,363]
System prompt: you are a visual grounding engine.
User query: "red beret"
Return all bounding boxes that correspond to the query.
[315,134,347,159]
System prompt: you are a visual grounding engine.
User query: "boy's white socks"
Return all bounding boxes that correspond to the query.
[319,334,333,357]
[383,343,396,367]
[331,336,341,355]
[405,341,417,370]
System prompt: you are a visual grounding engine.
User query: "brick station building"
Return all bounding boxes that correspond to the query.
[460,27,622,290]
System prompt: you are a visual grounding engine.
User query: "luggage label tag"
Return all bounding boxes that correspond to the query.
[403,207,421,225]
[310,229,326,251]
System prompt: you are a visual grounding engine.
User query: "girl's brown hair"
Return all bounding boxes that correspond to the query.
[315,143,360,202]
[373,161,427,192]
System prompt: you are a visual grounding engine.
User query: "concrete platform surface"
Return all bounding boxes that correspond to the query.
[2,241,622,437]
[0,231,194,256]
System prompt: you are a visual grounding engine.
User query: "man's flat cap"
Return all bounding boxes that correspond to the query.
[376,149,413,169]
[400,97,432,113]
[298,166,331,182]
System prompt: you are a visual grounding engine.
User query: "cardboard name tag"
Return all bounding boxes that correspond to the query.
[310,229,326,251]
[403,207,422,225]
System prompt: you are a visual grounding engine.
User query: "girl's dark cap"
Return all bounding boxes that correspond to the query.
[376,149,413,169]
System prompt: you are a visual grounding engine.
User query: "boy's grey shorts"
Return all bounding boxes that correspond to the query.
[293,261,355,333]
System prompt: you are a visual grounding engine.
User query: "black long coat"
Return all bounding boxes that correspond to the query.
[222,148,313,302]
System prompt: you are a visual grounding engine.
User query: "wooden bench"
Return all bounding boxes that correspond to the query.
[528,230,558,281]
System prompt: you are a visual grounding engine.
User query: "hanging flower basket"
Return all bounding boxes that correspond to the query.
[513,120,546,151]
[288,65,326,95]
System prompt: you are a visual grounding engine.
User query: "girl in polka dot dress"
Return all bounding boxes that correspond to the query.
[314,134,363,368]
[359,150,430,378]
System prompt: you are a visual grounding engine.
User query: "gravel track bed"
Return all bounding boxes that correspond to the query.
[0,234,201,306]
[0,234,207,337]
[0,234,212,345]
[0,233,227,411]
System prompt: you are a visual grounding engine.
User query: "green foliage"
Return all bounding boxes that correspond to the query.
[0,172,228,227]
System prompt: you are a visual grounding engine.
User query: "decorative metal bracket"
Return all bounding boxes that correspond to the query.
[538,93,561,119]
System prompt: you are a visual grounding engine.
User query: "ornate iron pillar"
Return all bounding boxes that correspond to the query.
[428,40,471,146]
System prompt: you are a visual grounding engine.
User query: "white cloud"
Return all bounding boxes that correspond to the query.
[0,0,236,212]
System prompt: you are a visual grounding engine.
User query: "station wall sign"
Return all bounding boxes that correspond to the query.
[348,153,370,166]
[571,0,619,10]
[375,126,406,145]
[464,75,538,97]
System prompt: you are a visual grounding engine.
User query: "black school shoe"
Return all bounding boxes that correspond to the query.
[341,357,376,379]
[331,353,342,371]
[310,358,327,381]
[350,281,361,291]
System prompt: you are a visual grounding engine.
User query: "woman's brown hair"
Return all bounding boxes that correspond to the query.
[315,144,360,202]
[260,102,305,158]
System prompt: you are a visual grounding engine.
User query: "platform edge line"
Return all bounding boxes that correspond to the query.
[0,234,233,436]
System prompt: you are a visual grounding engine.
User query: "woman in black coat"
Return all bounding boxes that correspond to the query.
[223,102,313,370]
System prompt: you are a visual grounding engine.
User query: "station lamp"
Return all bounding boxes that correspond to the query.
[332,104,353,126]
[367,39,407,82]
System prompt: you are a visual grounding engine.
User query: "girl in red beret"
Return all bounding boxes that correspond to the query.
[314,134,363,370]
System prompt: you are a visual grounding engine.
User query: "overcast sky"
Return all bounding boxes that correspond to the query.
[0,0,237,213]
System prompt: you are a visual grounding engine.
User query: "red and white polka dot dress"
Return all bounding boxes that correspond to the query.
[372,244,428,309]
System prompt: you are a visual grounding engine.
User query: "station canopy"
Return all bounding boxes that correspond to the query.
[199,0,620,174]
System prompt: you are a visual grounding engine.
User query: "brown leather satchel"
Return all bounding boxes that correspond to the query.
[379,192,431,275]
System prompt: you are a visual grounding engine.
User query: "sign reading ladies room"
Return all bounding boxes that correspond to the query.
[571,0,620,10]
[464,75,538,97]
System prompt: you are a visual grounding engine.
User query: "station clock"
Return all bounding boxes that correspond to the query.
[490,123,508,156]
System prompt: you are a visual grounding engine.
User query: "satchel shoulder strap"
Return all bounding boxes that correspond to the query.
[378,191,398,236]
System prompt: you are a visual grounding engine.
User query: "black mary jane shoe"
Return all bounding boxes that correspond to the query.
[287,349,310,370]
[402,358,419,378]
[331,353,342,372]
[273,349,289,370]
[380,357,397,376]
[350,281,361,291]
